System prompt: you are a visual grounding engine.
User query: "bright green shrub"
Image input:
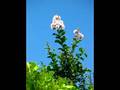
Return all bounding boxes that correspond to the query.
[26,62,79,90]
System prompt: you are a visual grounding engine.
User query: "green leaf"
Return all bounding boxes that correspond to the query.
[84,53,87,57]
[57,29,64,34]
[63,44,67,48]
[47,56,51,58]
[55,40,62,44]
[79,48,84,53]
[56,34,61,38]
[33,65,39,71]
[83,68,91,72]
[60,31,65,36]
[63,84,74,88]
[80,57,84,60]
[47,66,51,71]
[58,48,64,51]
[76,54,80,58]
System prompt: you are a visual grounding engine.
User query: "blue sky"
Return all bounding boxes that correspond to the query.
[26,0,94,80]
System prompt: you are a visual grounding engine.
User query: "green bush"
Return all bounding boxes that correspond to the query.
[26,62,79,90]
[46,28,92,89]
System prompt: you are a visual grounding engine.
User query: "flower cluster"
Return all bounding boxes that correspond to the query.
[51,15,65,30]
[51,15,84,40]
[73,29,84,40]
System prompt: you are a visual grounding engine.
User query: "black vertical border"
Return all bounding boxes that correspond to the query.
[17,0,26,90]
[94,0,103,89]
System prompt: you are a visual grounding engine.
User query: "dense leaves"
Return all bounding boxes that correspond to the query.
[26,62,79,90]
[46,29,94,89]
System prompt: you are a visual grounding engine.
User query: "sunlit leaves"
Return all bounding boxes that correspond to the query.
[26,62,78,90]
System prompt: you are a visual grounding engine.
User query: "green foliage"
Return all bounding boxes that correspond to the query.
[46,29,92,89]
[88,84,94,90]
[26,29,94,90]
[26,62,79,90]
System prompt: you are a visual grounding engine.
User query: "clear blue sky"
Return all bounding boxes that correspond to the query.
[26,0,94,80]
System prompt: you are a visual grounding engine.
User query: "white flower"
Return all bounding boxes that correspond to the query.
[75,32,84,40]
[61,23,65,30]
[58,20,64,26]
[55,24,60,30]
[59,24,65,30]
[52,20,63,25]
[73,29,84,40]
[52,15,61,21]
[50,22,56,29]
[73,29,80,34]
[51,15,65,30]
